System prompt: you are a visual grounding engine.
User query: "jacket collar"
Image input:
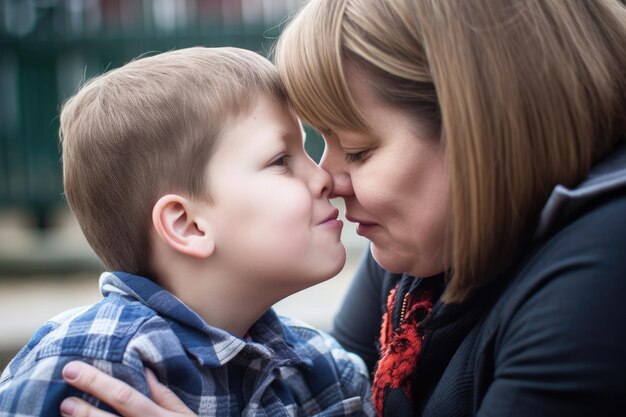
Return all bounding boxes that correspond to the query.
[536,142,626,239]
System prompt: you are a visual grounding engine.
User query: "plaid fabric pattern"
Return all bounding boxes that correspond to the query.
[0,272,373,416]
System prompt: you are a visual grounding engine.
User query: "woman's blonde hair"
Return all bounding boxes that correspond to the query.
[275,0,626,303]
[60,47,285,278]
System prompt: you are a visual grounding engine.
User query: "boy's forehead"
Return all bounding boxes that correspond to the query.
[213,102,305,155]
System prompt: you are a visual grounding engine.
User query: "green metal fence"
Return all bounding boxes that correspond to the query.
[0,1,323,228]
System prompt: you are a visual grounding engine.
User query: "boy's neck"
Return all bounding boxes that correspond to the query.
[151,252,287,338]
[161,270,271,337]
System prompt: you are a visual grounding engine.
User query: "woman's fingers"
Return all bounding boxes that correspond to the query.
[61,361,195,417]
[60,397,118,417]
[62,361,150,415]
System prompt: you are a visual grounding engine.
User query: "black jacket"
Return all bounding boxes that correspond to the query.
[331,144,626,416]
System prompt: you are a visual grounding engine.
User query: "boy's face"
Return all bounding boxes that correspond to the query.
[203,96,346,296]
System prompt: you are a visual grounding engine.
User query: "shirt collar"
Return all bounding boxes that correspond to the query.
[99,272,308,369]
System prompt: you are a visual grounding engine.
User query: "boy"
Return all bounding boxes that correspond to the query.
[0,47,372,416]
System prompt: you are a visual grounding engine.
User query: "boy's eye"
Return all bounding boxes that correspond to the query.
[344,150,368,164]
[270,153,291,167]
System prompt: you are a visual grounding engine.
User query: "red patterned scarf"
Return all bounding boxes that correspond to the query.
[372,285,434,416]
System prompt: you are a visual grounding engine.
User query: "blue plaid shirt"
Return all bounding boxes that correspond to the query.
[0,272,373,416]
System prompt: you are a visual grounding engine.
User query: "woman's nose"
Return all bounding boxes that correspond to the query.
[319,147,354,199]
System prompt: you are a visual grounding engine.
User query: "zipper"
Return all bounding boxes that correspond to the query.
[399,292,410,323]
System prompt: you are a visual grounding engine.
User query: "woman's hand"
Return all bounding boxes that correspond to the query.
[60,361,197,417]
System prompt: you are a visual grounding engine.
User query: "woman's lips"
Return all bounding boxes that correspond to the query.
[356,223,377,236]
[346,215,378,236]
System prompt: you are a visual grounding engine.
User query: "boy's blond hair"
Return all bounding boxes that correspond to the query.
[60,47,286,278]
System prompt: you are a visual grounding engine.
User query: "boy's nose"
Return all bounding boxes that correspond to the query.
[310,161,333,198]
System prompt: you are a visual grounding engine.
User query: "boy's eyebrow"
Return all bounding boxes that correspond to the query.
[275,128,304,146]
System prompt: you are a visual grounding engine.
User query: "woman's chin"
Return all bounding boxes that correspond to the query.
[370,244,444,277]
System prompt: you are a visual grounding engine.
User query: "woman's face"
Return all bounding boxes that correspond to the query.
[321,70,450,277]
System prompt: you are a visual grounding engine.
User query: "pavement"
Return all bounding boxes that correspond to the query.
[0,202,368,370]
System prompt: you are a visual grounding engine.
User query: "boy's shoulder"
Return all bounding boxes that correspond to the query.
[274,315,374,416]
[0,291,179,415]
[1,290,163,383]
[279,315,342,348]
[277,315,369,379]
[278,315,339,352]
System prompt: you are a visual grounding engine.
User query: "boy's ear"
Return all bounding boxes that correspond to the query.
[152,194,215,259]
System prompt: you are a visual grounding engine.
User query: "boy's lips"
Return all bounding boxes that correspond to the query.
[318,208,342,227]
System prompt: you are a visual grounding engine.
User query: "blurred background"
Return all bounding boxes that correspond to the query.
[0,0,368,370]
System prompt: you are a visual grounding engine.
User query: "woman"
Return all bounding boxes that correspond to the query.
[59,0,626,416]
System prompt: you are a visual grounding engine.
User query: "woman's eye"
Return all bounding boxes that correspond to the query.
[344,150,368,164]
